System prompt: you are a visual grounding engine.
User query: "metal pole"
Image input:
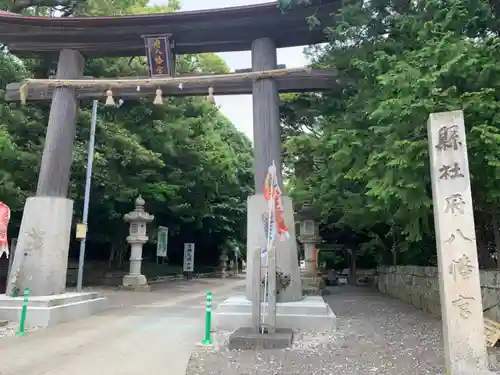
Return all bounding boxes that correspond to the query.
[76,100,98,292]
[234,247,238,276]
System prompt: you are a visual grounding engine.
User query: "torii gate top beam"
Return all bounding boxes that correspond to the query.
[0,0,340,57]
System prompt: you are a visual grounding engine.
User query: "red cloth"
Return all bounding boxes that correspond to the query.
[0,202,11,259]
[263,172,289,241]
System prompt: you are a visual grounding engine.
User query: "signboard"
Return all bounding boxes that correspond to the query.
[234,246,239,275]
[484,318,500,347]
[143,34,175,77]
[183,243,195,272]
[75,223,87,239]
[156,226,168,257]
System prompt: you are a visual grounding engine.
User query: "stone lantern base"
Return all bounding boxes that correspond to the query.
[301,276,325,296]
[121,274,151,292]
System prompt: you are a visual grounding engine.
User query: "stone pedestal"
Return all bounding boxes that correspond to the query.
[245,194,301,303]
[122,274,151,292]
[228,327,293,350]
[6,197,74,297]
[0,291,107,328]
[213,295,336,331]
[0,198,108,326]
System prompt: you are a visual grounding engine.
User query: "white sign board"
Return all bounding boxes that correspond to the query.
[156,226,168,257]
[183,243,195,272]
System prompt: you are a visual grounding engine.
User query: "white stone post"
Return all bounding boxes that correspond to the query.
[427,110,488,374]
[122,196,154,291]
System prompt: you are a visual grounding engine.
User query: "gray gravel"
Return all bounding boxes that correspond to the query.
[185,286,500,375]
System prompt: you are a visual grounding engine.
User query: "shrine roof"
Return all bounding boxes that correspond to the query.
[0,0,339,57]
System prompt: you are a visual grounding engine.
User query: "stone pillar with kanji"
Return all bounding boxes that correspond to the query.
[122,196,154,291]
[427,110,489,374]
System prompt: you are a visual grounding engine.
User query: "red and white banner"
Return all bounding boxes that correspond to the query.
[0,202,11,259]
[263,163,289,242]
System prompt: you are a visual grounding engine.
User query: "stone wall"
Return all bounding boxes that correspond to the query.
[377,266,500,321]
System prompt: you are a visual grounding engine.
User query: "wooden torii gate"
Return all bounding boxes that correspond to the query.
[0,1,339,303]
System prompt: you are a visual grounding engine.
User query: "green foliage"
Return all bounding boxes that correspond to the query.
[0,0,253,267]
[282,0,500,267]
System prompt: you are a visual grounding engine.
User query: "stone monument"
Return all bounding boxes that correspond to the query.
[297,204,324,296]
[122,196,154,291]
[427,110,489,374]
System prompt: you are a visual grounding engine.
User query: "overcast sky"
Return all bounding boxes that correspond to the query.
[150,0,308,141]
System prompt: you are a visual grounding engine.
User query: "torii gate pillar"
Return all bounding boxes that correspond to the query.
[1,49,106,328]
[245,37,302,303]
[7,49,84,298]
[215,38,336,332]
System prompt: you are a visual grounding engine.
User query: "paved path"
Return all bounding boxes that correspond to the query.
[186,286,500,375]
[0,278,245,375]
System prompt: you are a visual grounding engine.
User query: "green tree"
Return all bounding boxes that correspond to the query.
[280,0,500,268]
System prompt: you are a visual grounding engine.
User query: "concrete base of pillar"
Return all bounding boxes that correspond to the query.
[213,294,336,331]
[0,292,107,328]
[245,194,302,303]
[122,274,150,291]
[228,327,293,350]
[6,197,73,297]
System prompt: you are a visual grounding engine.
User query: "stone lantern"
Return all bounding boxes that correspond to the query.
[297,204,322,276]
[122,195,154,291]
[297,203,323,295]
[217,250,229,278]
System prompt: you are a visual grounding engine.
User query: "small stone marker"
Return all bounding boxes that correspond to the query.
[484,318,500,347]
[427,110,488,373]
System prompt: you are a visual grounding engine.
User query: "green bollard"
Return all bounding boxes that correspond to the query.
[202,292,213,345]
[16,287,29,337]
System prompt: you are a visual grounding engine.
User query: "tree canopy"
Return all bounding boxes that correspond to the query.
[0,0,253,269]
[280,0,500,268]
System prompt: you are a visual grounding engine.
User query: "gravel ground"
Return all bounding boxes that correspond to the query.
[185,286,500,375]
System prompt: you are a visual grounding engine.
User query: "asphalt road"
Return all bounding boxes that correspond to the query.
[0,278,245,375]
